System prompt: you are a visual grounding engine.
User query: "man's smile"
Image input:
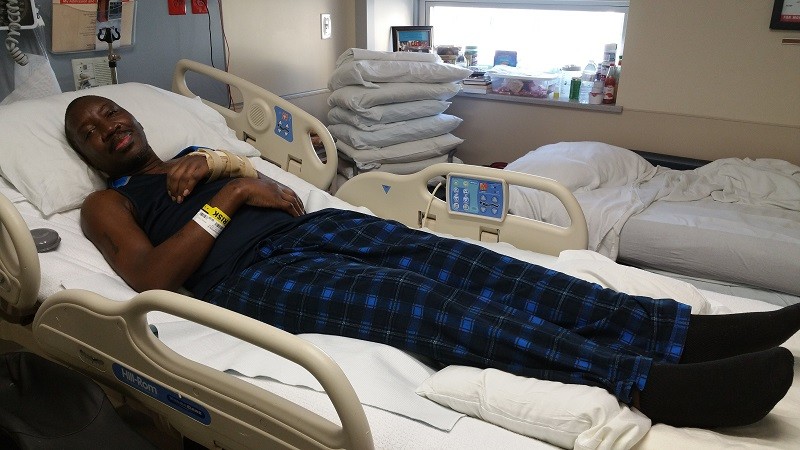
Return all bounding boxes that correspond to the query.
[113,132,133,153]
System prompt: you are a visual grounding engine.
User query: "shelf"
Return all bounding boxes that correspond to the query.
[457,91,623,113]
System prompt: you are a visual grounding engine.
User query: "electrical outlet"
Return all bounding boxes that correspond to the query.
[321,13,332,39]
[191,0,208,14]
[168,0,186,15]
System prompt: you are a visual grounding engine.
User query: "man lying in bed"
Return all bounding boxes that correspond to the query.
[64,95,799,430]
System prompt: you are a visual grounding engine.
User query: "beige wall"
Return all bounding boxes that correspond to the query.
[221,0,356,120]
[221,0,799,165]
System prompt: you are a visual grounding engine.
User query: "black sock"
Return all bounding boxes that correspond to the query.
[637,347,794,428]
[681,303,800,363]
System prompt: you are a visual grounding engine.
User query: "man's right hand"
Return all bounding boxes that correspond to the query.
[218,176,306,217]
[166,154,210,203]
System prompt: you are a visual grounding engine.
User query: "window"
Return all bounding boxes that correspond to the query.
[418,1,627,73]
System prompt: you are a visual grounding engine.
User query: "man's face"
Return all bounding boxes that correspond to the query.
[65,96,151,178]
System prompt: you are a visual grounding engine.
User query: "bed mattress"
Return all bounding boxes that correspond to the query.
[618,197,800,298]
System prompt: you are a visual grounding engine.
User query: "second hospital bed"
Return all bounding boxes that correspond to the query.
[0,59,798,449]
[502,141,800,307]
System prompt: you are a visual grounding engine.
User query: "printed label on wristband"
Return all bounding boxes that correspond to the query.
[202,204,230,226]
[193,209,225,238]
[203,203,231,227]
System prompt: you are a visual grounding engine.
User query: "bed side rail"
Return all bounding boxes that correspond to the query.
[336,163,588,256]
[33,289,373,450]
[171,59,337,191]
[0,192,40,321]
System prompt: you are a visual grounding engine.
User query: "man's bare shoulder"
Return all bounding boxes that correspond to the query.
[81,188,130,217]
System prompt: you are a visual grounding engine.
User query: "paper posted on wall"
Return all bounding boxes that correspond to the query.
[51,0,136,53]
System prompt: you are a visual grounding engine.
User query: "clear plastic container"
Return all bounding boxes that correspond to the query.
[490,73,559,98]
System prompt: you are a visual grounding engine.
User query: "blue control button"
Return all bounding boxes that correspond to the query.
[274,106,294,142]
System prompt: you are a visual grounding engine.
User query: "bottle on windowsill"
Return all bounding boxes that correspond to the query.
[579,60,596,104]
[588,69,604,105]
[602,63,617,104]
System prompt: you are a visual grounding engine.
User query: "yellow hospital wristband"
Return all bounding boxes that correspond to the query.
[193,204,230,238]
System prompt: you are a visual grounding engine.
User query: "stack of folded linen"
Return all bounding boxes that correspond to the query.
[327,48,473,191]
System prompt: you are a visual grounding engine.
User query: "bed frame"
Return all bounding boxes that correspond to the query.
[172,59,338,191]
[336,164,588,256]
[633,150,709,171]
[0,59,589,449]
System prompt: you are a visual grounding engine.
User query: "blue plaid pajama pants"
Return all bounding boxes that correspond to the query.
[206,209,690,403]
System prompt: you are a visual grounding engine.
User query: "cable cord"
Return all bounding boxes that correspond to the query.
[4,0,28,66]
[421,181,443,229]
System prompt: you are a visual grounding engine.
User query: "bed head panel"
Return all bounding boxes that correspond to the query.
[33,289,373,450]
[633,150,710,171]
[336,163,589,256]
[172,59,337,191]
[0,192,40,321]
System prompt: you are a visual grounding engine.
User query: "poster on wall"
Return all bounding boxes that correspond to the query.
[51,0,137,53]
[770,0,800,30]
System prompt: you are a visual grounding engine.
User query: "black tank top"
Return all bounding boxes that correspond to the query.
[112,174,310,298]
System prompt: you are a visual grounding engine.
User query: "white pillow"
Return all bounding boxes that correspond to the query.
[335,133,462,166]
[327,100,451,127]
[505,142,655,193]
[335,48,441,67]
[327,82,462,111]
[416,366,651,450]
[328,114,462,150]
[0,83,258,215]
[328,60,473,90]
[338,154,461,179]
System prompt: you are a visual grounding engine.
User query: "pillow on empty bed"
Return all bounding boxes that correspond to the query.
[505,142,655,192]
[0,83,258,215]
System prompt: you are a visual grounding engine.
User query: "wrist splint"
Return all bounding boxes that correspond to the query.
[189,148,258,182]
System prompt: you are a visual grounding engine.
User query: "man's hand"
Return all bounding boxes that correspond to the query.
[226,176,306,217]
[166,154,210,203]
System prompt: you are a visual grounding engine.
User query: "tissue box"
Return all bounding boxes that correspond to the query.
[490,73,558,98]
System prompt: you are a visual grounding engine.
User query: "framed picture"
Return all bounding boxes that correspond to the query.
[391,26,433,52]
[770,0,800,30]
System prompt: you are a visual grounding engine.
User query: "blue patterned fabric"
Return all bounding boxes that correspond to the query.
[205,209,690,403]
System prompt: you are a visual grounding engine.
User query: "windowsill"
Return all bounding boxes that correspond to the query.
[457,91,623,113]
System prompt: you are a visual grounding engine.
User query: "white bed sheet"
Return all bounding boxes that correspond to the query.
[4,159,800,449]
[618,197,800,299]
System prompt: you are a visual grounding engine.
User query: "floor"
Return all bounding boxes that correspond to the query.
[1,339,200,449]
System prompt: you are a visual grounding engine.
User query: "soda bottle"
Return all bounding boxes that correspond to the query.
[602,63,617,104]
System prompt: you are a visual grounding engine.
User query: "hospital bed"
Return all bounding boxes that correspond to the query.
[503,141,800,307]
[0,59,798,450]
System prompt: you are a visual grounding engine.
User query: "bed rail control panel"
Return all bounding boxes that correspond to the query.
[446,173,508,222]
[274,106,293,142]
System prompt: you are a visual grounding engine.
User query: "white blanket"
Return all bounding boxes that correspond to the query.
[507,143,800,259]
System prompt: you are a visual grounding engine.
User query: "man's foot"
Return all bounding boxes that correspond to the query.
[681,304,800,363]
[638,347,794,428]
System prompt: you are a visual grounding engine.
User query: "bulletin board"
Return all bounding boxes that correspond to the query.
[51,0,136,53]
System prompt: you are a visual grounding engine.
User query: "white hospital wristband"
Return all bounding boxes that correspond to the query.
[192,204,229,238]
